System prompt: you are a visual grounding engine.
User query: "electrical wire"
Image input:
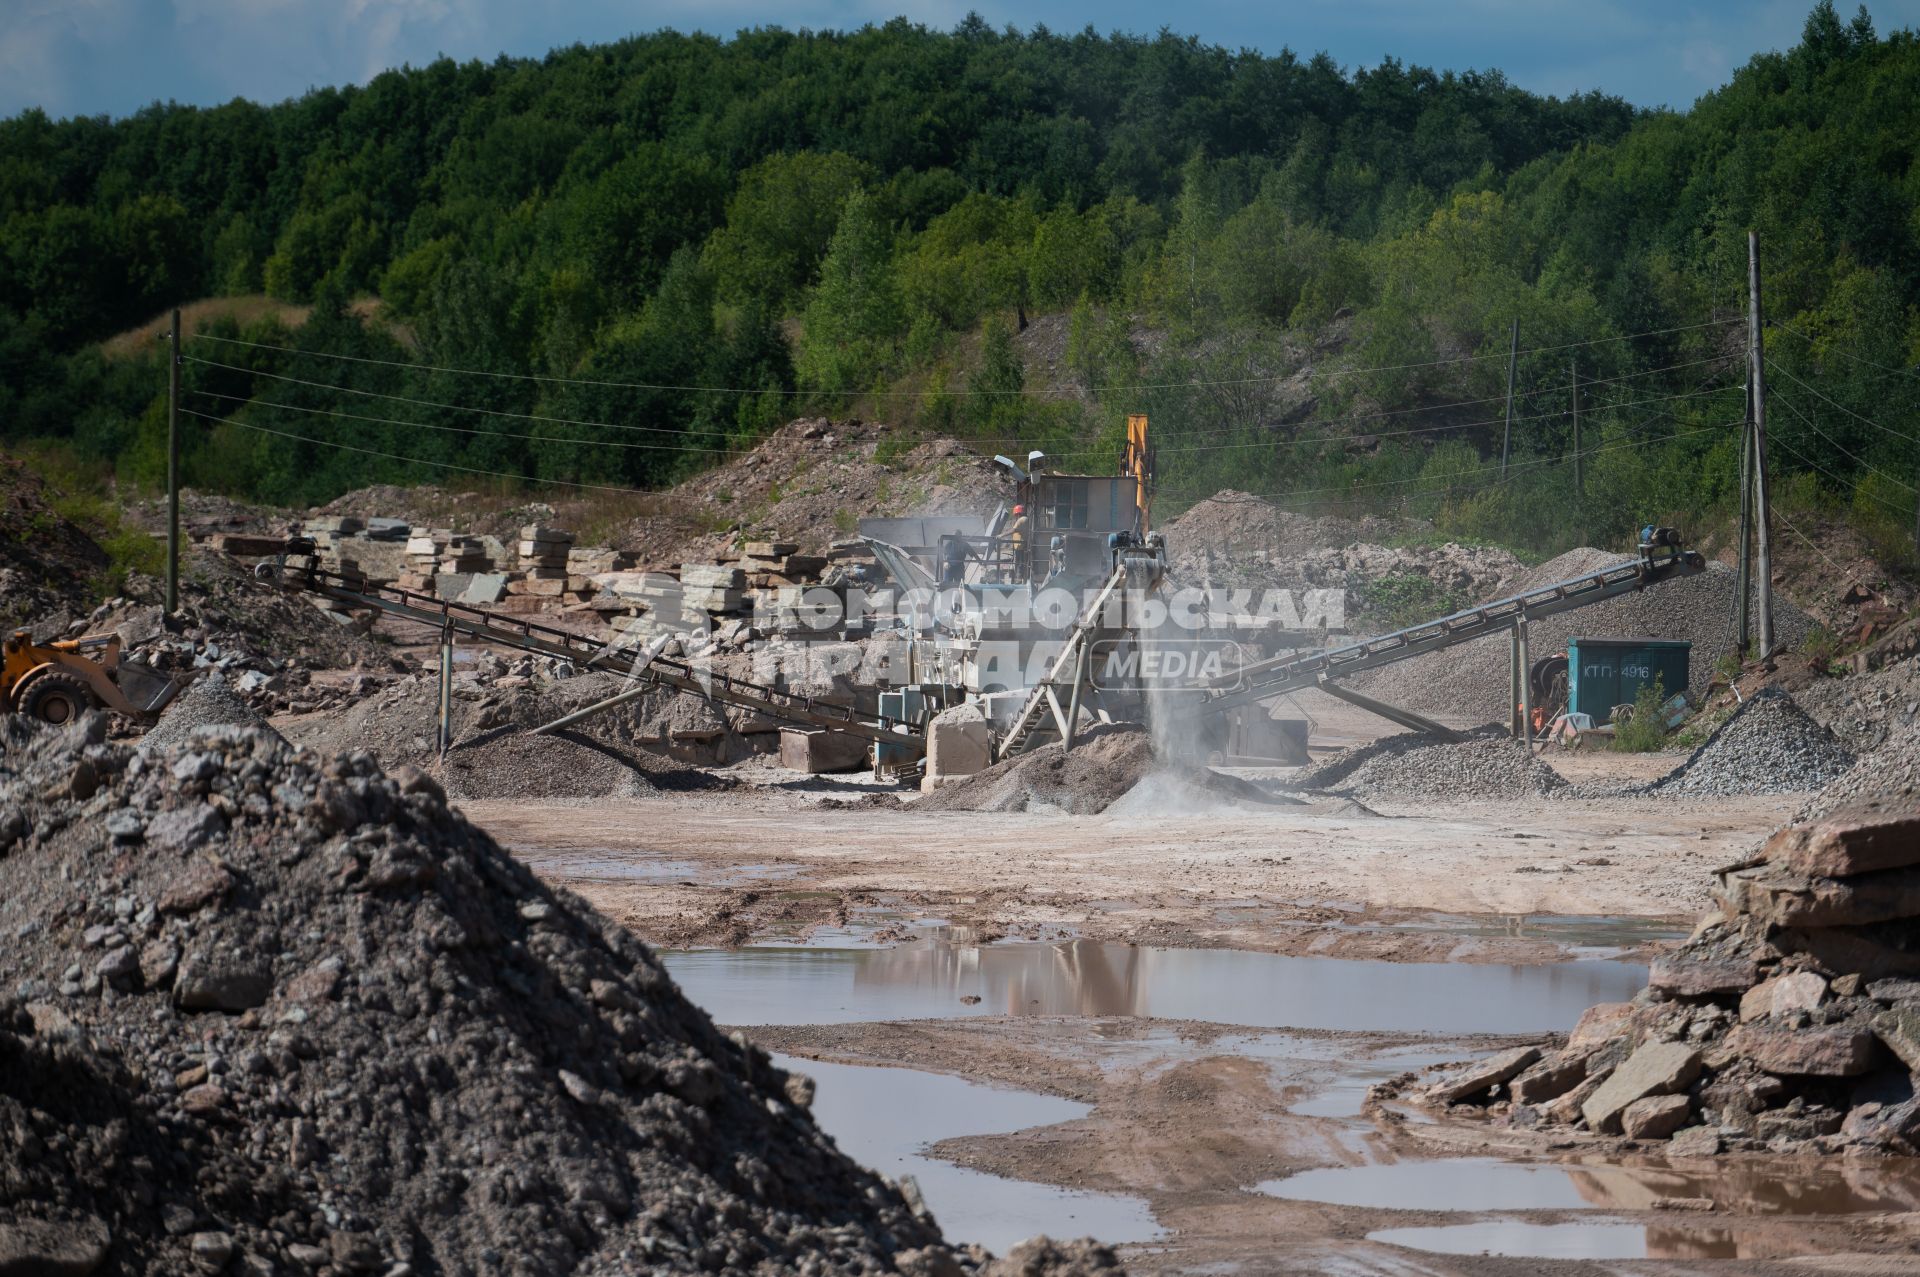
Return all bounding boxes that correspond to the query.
[1773,323,1920,381]
[185,317,1739,399]
[1766,359,1920,447]
[1770,390,1918,493]
[189,389,739,456]
[179,408,652,497]
[1767,436,1914,516]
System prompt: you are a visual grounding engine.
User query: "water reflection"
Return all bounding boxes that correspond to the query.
[664,939,1647,1032]
[1369,1219,1835,1261]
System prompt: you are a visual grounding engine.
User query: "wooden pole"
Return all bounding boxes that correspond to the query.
[1502,318,1519,477]
[1748,231,1776,657]
[166,307,181,614]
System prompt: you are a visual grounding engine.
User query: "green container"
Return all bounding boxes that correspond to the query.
[1567,637,1691,723]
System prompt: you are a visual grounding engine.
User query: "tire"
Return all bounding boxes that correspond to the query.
[19,671,96,726]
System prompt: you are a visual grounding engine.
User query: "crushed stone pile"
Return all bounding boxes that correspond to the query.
[139,674,284,755]
[1352,549,1814,722]
[1795,654,1920,819]
[0,455,110,634]
[279,670,738,801]
[1387,799,1920,1158]
[915,726,1297,815]
[0,714,1121,1275]
[1288,726,1565,800]
[1651,687,1854,797]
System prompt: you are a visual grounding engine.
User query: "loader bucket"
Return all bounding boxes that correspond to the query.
[116,658,180,716]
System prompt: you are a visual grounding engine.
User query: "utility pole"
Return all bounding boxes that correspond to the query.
[1734,378,1753,657]
[166,307,181,614]
[1570,357,1581,502]
[1748,230,1776,657]
[1501,318,1518,476]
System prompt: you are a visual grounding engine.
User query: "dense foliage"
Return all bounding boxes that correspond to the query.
[1,4,1916,561]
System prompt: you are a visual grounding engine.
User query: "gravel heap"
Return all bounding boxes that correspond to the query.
[1795,655,1920,818]
[1352,549,1814,722]
[1286,725,1565,800]
[1389,799,1920,1158]
[0,714,1120,1275]
[279,671,737,801]
[139,674,284,755]
[1651,687,1854,797]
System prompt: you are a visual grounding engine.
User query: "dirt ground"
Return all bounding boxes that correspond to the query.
[435,725,1920,1277]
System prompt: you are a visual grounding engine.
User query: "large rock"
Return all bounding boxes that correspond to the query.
[1738,971,1827,1021]
[1764,798,1920,878]
[1648,956,1757,999]
[1620,1093,1693,1139]
[1582,1042,1702,1133]
[921,703,992,791]
[173,952,272,1012]
[1743,865,1920,929]
[1567,1002,1633,1051]
[1729,1022,1879,1077]
[1509,1051,1589,1105]
[1427,1045,1540,1105]
[0,1216,109,1275]
[1874,1004,1920,1072]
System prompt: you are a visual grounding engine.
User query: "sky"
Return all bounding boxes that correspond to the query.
[4,0,1918,121]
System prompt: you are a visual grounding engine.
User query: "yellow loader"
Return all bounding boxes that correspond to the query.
[2,628,181,725]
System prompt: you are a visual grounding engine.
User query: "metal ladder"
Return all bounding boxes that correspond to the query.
[993,562,1133,760]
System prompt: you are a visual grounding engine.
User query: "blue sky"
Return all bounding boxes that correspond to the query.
[5,0,1917,120]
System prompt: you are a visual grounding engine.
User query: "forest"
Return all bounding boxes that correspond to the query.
[1,2,1916,561]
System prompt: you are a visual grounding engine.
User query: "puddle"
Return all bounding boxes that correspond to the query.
[777,1053,1161,1253]
[1265,1157,1920,1215]
[521,851,800,886]
[1369,1219,1744,1260]
[664,941,1647,1033]
[1287,1047,1463,1119]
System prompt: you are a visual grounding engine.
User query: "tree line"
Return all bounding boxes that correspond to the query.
[0,3,1914,562]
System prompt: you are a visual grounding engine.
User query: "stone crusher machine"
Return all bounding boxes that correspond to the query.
[2,628,180,726]
[1196,527,1709,742]
[863,414,1173,767]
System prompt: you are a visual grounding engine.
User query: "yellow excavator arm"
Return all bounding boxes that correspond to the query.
[2,629,180,724]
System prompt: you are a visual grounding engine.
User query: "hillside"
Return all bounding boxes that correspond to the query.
[0,3,1914,575]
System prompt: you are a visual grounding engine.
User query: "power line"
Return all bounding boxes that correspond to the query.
[1766,358,1920,447]
[189,389,739,456]
[185,317,1739,400]
[1774,323,1920,381]
[1767,436,1914,516]
[184,355,740,442]
[1770,390,1917,493]
[179,408,653,497]
[1158,419,1734,506]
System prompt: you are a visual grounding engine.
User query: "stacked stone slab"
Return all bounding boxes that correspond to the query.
[734,540,829,589]
[302,515,363,556]
[680,563,747,615]
[399,528,488,591]
[568,545,637,575]
[1409,799,1920,1156]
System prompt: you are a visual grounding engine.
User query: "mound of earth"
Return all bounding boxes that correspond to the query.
[278,670,739,800]
[140,673,284,754]
[1652,686,1855,797]
[1351,548,1815,722]
[0,714,1123,1275]
[0,455,110,634]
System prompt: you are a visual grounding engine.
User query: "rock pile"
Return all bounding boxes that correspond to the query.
[0,715,1113,1275]
[1651,687,1854,797]
[1401,800,1920,1156]
[138,674,284,754]
[1288,727,1566,801]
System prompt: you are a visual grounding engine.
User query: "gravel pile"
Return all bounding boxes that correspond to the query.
[0,714,1118,1275]
[1651,687,1854,797]
[1797,657,1920,818]
[1317,732,1566,800]
[1351,549,1814,722]
[139,674,284,755]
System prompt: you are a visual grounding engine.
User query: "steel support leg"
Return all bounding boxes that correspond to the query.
[437,621,454,759]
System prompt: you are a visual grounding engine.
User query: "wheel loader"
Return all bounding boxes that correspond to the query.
[2,628,180,725]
